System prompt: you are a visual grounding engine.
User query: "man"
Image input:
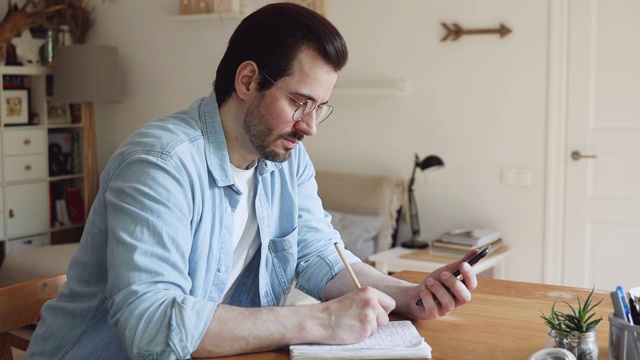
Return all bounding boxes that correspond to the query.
[28,3,478,359]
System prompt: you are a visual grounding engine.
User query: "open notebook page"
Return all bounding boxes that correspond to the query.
[290,320,432,359]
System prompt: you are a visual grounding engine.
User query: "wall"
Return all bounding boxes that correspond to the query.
[23,1,552,283]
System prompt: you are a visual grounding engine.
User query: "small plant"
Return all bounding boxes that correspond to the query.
[540,287,603,334]
[540,288,603,360]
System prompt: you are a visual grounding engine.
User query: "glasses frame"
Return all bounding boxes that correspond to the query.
[259,70,334,125]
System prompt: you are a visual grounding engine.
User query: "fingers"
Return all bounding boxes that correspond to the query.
[330,286,394,342]
[414,263,477,319]
[458,261,478,292]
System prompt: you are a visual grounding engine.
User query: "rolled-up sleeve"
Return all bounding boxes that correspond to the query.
[291,152,361,301]
[104,151,218,359]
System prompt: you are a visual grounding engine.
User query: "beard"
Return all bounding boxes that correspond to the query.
[242,96,305,163]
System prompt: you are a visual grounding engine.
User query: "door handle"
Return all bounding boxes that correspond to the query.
[571,150,597,161]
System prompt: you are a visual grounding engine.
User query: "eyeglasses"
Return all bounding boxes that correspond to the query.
[259,70,334,125]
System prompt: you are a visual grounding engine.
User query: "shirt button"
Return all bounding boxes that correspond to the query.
[225,207,231,214]
[218,266,225,273]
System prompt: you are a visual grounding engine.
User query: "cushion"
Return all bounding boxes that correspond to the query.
[328,210,384,261]
[315,171,404,253]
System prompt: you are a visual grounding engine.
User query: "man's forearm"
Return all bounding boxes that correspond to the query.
[192,303,326,357]
[193,272,399,358]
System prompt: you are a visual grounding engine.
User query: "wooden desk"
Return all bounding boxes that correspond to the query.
[214,271,614,360]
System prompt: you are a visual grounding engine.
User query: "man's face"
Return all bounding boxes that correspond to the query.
[242,49,337,163]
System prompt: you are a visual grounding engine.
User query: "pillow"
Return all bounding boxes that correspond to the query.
[328,210,384,261]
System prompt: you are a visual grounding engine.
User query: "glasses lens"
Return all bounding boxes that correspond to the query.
[293,100,316,121]
[292,100,333,124]
[316,105,334,124]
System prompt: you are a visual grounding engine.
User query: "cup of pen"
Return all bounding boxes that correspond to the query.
[609,289,640,360]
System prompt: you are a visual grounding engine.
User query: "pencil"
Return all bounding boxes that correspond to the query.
[334,242,361,289]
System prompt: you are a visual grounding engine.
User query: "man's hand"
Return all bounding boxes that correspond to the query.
[316,286,396,344]
[397,249,479,319]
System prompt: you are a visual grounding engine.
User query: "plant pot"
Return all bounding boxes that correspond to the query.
[546,330,598,360]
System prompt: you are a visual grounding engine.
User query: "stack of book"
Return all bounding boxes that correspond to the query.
[431,229,502,256]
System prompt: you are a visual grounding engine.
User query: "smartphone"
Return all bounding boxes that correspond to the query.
[451,244,492,278]
[415,244,492,306]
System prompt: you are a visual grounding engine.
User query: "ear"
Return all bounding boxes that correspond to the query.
[234,61,260,101]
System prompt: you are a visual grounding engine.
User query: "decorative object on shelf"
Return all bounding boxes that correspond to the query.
[179,0,193,15]
[213,0,240,14]
[401,154,445,249]
[285,0,325,17]
[1,88,29,125]
[53,45,123,217]
[41,0,94,45]
[0,1,66,64]
[540,288,603,360]
[440,22,512,42]
[57,24,73,46]
[39,26,57,66]
[47,100,71,124]
[69,102,83,123]
[194,0,211,14]
[11,29,46,65]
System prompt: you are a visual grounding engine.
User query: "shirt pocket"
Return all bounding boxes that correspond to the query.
[268,228,298,295]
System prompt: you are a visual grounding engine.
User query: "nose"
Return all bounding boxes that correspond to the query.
[294,112,318,136]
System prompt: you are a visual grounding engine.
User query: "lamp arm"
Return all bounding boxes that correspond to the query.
[408,186,421,240]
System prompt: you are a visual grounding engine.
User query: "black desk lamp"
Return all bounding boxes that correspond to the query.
[400,154,445,249]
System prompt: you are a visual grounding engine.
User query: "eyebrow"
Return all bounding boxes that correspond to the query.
[291,91,329,105]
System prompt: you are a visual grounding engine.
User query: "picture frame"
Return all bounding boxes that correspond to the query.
[47,100,71,125]
[1,89,29,125]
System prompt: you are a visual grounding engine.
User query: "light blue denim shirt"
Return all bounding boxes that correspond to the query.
[27,91,360,360]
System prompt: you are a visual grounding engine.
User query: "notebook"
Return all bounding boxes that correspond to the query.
[289,320,432,359]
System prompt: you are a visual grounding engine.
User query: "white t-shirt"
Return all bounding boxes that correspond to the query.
[222,164,260,301]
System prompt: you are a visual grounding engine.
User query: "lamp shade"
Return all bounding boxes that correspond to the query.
[416,155,444,172]
[53,45,123,103]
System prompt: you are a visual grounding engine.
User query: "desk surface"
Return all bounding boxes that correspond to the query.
[214,271,614,360]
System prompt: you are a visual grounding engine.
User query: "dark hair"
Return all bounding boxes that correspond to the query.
[213,3,348,104]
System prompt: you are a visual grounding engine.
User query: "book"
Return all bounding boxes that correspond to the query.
[289,321,431,359]
[438,229,501,246]
[430,238,503,257]
[65,188,85,224]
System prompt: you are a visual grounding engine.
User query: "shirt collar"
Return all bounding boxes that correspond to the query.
[200,91,281,186]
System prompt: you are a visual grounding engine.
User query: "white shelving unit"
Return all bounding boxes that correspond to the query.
[0,65,87,259]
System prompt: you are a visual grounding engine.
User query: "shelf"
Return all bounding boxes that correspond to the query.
[169,11,242,22]
[332,79,409,95]
[50,173,83,182]
[1,124,46,130]
[48,123,84,129]
[0,65,52,76]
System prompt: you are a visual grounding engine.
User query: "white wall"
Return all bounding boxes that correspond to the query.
[77,0,549,283]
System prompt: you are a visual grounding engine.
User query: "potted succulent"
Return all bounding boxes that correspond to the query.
[540,288,604,360]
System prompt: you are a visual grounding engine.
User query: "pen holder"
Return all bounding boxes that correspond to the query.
[608,313,640,360]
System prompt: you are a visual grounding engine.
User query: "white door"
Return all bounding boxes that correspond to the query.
[563,0,640,290]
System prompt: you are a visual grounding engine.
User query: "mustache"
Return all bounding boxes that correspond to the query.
[282,131,304,142]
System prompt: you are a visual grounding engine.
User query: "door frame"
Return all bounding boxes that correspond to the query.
[543,0,570,285]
